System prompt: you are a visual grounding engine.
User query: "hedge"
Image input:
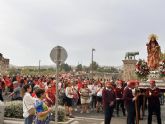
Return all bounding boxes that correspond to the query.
[4,101,66,122]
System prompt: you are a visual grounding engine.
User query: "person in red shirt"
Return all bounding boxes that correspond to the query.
[45,82,55,107]
[146,80,161,124]
[114,80,125,116]
[77,79,83,91]
[4,76,12,92]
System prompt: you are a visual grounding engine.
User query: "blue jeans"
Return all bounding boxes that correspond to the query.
[24,115,34,124]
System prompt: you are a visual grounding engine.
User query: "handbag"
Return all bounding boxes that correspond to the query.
[24,100,36,116]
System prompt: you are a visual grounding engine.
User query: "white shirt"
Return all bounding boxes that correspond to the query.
[65,87,74,99]
[97,87,103,97]
[23,92,35,118]
[88,84,98,95]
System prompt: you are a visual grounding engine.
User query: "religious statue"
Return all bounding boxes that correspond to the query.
[146,34,161,70]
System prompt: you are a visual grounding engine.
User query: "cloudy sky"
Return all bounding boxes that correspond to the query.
[0,0,165,66]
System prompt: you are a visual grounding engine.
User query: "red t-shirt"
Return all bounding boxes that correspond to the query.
[78,82,83,91]
[4,77,12,87]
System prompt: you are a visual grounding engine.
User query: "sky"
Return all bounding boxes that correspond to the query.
[0,0,165,67]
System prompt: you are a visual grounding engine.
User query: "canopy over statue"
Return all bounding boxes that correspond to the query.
[146,34,161,70]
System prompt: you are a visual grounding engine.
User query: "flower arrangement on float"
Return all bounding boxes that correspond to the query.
[135,59,150,79]
[159,60,165,77]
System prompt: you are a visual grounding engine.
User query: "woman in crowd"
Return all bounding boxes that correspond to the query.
[79,81,91,113]
[35,88,52,124]
[96,83,103,112]
[45,82,55,107]
[65,82,74,118]
[23,84,35,124]
[9,81,22,100]
[72,80,79,111]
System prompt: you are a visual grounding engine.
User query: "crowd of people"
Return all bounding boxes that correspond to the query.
[0,74,164,124]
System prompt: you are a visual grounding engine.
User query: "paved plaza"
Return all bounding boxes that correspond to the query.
[72,104,165,124]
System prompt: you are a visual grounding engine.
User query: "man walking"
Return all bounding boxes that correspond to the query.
[146,80,161,124]
[123,80,137,124]
[102,81,116,124]
[115,80,125,116]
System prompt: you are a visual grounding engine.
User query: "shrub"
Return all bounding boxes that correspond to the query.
[50,105,67,122]
[4,101,23,118]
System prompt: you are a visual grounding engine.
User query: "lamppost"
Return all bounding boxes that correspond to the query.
[39,60,41,74]
[91,48,95,81]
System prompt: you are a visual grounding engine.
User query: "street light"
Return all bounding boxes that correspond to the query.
[39,60,41,74]
[91,48,95,81]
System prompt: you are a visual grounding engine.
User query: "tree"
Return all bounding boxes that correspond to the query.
[110,67,119,73]
[60,63,72,72]
[76,64,83,71]
[97,66,119,73]
[90,61,99,71]
[83,66,90,73]
[161,52,165,60]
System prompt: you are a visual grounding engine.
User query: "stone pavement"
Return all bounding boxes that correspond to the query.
[72,104,165,124]
[73,114,164,124]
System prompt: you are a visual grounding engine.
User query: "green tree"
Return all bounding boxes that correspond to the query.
[109,67,119,73]
[97,66,119,73]
[83,66,90,73]
[90,61,99,71]
[76,64,83,71]
[8,68,21,76]
[60,63,72,72]
[161,52,165,60]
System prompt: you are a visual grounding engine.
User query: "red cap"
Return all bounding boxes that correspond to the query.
[135,80,140,85]
[127,80,136,87]
[106,81,113,86]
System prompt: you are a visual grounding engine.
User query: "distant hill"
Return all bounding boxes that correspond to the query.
[9,64,123,71]
[9,64,56,69]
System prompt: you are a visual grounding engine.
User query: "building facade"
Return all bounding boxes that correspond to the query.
[122,59,137,81]
[0,53,9,74]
